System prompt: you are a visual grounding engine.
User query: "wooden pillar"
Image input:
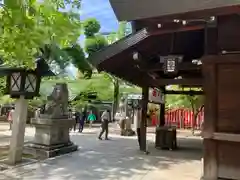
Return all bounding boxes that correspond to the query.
[202,15,240,180]
[202,54,240,180]
[159,86,165,126]
[202,60,218,180]
[140,86,148,151]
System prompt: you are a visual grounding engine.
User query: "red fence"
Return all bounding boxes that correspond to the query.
[165,108,204,130]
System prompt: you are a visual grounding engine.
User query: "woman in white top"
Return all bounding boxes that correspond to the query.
[98,110,111,140]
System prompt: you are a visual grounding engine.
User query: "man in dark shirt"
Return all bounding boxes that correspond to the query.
[79,109,87,133]
[73,111,80,132]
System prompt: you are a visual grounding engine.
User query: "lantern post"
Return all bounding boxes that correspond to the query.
[1,69,40,165]
[0,59,54,165]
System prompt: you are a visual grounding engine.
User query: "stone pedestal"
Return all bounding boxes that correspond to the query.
[125,118,132,130]
[8,96,28,165]
[119,118,135,136]
[24,118,78,159]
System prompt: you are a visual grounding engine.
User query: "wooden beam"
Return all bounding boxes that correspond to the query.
[155,78,203,86]
[180,85,203,88]
[165,90,204,95]
[146,20,207,32]
[203,132,240,143]
[149,24,205,36]
[141,62,201,72]
[139,6,240,25]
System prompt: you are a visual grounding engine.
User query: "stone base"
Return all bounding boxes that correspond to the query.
[24,141,78,159]
[0,157,37,169]
[120,129,136,136]
[26,118,78,159]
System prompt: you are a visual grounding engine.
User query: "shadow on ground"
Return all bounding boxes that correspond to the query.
[3,131,203,180]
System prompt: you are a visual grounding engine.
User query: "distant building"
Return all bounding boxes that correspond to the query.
[101,22,133,44]
[125,22,132,35]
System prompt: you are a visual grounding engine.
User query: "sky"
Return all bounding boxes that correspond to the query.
[66,0,119,78]
[78,0,119,45]
[80,0,119,32]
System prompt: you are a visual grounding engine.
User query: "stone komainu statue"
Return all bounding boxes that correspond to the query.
[43,83,69,119]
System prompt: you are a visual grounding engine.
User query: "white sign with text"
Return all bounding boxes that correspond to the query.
[127,88,164,104]
[148,88,164,104]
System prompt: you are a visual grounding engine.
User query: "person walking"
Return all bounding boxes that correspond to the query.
[73,111,81,132]
[35,108,41,119]
[98,110,111,140]
[79,108,87,133]
[68,109,73,119]
[7,107,15,130]
[87,110,96,128]
[69,109,74,132]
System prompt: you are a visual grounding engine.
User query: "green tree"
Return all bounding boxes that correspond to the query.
[83,18,101,37]
[0,0,82,67]
[83,18,108,79]
[38,42,91,79]
[38,44,71,76]
[64,44,92,78]
[0,77,6,96]
[166,86,204,135]
[105,21,129,117]
[85,35,107,55]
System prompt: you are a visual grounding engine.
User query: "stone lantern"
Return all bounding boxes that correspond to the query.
[4,69,40,99]
[0,59,55,165]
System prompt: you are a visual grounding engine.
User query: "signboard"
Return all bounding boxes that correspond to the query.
[148,88,164,104]
[127,94,142,108]
[127,94,142,100]
[127,88,164,104]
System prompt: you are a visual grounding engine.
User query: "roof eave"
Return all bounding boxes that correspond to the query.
[109,0,240,21]
[88,28,150,67]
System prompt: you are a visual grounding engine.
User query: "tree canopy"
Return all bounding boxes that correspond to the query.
[84,35,108,55]
[0,0,82,67]
[83,18,101,37]
[84,18,107,56]
[166,86,204,134]
[65,44,92,75]
[166,87,204,110]
[82,18,108,78]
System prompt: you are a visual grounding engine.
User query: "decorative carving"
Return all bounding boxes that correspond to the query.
[40,83,69,119]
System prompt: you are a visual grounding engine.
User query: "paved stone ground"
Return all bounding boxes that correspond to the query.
[0,122,202,180]
[0,123,34,146]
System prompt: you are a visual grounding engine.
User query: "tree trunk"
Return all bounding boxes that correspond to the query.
[191,113,197,135]
[191,105,204,135]
[112,79,119,120]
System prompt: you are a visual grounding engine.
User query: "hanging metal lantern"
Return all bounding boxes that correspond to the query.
[161,55,183,75]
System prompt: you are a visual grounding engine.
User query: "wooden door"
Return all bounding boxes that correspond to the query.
[203,54,240,180]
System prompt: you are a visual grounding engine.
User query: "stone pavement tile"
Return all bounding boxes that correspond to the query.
[0,126,203,180]
[6,153,152,180]
[140,160,202,180]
